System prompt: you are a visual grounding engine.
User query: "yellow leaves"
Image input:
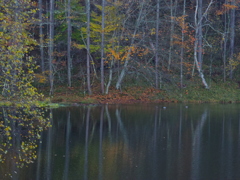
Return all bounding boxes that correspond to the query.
[90,22,102,32]
[172,15,188,29]
[34,73,47,84]
[4,126,11,131]
[72,42,86,50]
[0,0,43,102]
[227,53,240,71]
[150,28,156,35]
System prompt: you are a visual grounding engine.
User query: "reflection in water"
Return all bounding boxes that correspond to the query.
[84,107,90,180]
[98,106,104,180]
[36,131,43,180]
[177,105,183,179]
[46,109,53,180]
[220,116,225,180]
[63,111,71,180]
[2,104,240,180]
[191,109,207,180]
[116,108,129,145]
[0,106,51,179]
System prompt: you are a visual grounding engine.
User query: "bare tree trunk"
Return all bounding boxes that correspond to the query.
[67,0,72,87]
[106,31,119,94]
[39,0,44,73]
[115,0,144,90]
[155,0,160,88]
[101,0,105,94]
[105,56,114,94]
[193,0,213,89]
[197,0,203,69]
[223,3,228,83]
[180,0,186,89]
[229,0,235,79]
[168,0,178,71]
[49,0,54,95]
[194,30,209,89]
[86,0,92,94]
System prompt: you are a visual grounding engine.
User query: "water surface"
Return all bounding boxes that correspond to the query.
[1,103,240,180]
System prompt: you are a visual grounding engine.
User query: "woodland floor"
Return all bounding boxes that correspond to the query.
[39,80,240,105]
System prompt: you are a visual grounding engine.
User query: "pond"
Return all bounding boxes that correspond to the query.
[1,103,240,180]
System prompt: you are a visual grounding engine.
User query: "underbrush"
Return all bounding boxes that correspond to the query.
[37,76,240,104]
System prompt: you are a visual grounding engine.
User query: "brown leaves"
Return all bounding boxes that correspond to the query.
[88,86,165,104]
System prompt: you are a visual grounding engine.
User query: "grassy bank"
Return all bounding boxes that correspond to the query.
[38,79,240,105]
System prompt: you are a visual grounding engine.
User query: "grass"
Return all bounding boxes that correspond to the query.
[166,81,240,103]
[35,78,240,105]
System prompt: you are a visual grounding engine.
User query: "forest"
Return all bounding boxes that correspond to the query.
[1,0,240,103]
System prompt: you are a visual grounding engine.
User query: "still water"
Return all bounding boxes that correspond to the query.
[1,103,240,180]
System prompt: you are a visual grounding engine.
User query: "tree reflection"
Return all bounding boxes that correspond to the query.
[98,106,104,180]
[0,105,51,178]
[84,107,90,180]
[46,109,53,180]
[191,109,208,180]
[3,104,238,179]
[63,111,71,180]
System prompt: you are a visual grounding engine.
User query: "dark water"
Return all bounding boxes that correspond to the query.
[1,103,240,180]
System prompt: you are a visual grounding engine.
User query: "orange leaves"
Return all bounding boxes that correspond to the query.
[216,3,238,15]
[107,48,122,60]
[106,46,149,65]
[171,15,196,52]
[172,32,195,52]
[182,61,194,75]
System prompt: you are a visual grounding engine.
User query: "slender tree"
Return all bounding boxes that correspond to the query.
[86,0,92,94]
[180,0,186,89]
[193,0,213,89]
[115,0,145,90]
[229,0,236,79]
[101,0,105,94]
[39,0,44,73]
[222,0,228,82]
[155,0,160,88]
[168,0,178,71]
[49,0,54,95]
[67,0,72,87]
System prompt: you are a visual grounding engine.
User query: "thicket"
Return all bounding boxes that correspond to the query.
[1,0,240,101]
